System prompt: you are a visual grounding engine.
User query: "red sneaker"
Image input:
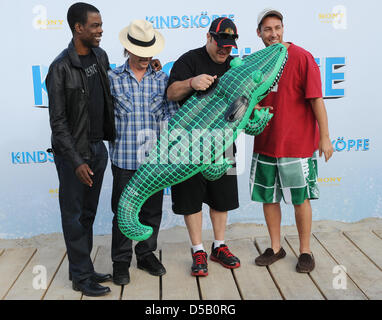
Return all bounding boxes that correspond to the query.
[191,250,208,276]
[210,244,240,269]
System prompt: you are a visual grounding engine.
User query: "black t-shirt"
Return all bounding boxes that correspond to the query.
[168,46,236,157]
[79,52,105,142]
[168,46,233,106]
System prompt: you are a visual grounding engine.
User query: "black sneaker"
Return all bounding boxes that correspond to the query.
[191,250,208,276]
[210,244,240,269]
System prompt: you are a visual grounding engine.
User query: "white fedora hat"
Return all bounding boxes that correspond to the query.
[119,20,165,58]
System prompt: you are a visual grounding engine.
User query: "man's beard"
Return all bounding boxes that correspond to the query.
[81,37,99,49]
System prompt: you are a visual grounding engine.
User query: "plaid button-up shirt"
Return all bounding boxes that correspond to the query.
[108,61,179,170]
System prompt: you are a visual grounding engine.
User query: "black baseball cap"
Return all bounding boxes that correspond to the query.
[209,17,238,48]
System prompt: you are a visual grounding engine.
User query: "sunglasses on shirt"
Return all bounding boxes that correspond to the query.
[210,31,239,40]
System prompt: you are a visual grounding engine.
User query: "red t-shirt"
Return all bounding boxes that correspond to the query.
[253,43,321,158]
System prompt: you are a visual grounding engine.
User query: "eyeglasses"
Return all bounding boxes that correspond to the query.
[210,31,239,41]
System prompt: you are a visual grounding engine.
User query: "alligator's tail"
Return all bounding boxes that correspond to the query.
[117,177,154,241]
[117,162,202,241]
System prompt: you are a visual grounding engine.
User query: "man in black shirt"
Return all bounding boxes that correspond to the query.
[167,17,241,277]
[46,3,116,297]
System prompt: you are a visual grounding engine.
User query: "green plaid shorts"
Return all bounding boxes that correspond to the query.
[249,153,319,205]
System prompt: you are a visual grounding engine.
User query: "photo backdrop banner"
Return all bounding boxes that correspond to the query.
[0,0,380,238]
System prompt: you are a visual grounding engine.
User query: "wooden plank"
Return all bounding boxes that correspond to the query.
[344,230,382,270]
[0,249,4,256]
[373,229,382,240]
[82,245,121,300]
[228,239,282,300]
[161,242,199,300]
[255,236,324,300]
[198,241,241,300]
[122,251,160,300]
[44,247,97,300]
[314,232,382,300]
[0,248,36,299]
[4,247,66,300]
[286,235,367,300]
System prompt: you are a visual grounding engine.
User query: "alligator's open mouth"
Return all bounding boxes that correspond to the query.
[265,50,288,95]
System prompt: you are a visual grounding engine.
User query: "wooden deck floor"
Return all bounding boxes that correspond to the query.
[1,229,381,300]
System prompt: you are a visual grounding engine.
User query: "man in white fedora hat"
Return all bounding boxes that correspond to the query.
[108,20,178,285]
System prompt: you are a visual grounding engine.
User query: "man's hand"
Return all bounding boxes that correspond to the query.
[253,104,274,127]
[75,163,94,187]
[191,74,217,91]
[151,59,162,71]
[310,97,333,163]
[254,104,273,111]
[252,104,273,118]
[319,136,334,162]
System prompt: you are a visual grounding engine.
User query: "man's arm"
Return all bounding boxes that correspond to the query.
[167,74,217,102]
[310,97,333,162]
[46,62,93,186]
[46,63,82,168]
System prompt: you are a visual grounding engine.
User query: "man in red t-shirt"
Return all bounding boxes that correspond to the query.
[250,8,333,273]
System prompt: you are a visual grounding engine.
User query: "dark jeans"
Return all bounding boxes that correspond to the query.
[54,141,108,282]
[111,164,163,266]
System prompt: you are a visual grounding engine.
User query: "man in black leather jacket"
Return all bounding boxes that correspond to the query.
[46,2,115,297]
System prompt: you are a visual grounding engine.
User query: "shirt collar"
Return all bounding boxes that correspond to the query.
[121,59,156,78]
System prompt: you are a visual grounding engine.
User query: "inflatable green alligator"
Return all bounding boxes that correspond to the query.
[118,43,288,241]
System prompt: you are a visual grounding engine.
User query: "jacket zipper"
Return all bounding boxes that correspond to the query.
[80,67,91,160]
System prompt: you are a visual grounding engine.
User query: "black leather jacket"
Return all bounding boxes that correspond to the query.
[46,40,115,170]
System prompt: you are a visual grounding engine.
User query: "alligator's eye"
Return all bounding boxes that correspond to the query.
[230,57,244,68]
[252,70,264,84]
[224,96,249,122]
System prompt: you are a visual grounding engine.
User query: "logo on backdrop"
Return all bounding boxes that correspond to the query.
[11,150,54,165]
[318,177,343,187]
[32,5,64,30]
[49,188,59,197]
[32,55,346,107]
[318,5,347,30]
[315,57,345,99]
[146,12,235,29]
[32,65,49,108]
[332,138,370,152]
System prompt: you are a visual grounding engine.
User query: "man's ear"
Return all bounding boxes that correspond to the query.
[256,28,261,38]
[74,22,83,34]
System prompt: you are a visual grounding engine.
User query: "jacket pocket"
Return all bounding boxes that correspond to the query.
[65,86,86,98]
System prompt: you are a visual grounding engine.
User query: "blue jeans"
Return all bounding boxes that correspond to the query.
[54,141,108,282]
